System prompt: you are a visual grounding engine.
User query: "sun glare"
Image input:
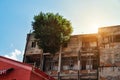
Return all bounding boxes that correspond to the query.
[87,23,100,34]
[92,24,99,33]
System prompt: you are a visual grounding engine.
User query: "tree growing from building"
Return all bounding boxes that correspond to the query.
[32,12,73,54]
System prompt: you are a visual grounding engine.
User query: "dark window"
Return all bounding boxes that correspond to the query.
[93,60,98,69]
[113,35,120,42]
[63,43,68,48]
[81,60,86,70]
[31,41,36,48]
[69,64,73,70]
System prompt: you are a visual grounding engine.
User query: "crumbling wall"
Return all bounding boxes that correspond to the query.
[99,67,120,80]
[100,44,120,66]
[99,26,120,80]
[25,34,43,55]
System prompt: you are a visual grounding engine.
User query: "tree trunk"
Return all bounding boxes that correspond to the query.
[41,50,44,71]
[58,45,62,80]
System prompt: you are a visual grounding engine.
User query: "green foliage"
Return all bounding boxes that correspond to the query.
[32,12,73,54]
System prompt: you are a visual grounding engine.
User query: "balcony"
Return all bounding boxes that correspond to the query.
[26,48,43,55]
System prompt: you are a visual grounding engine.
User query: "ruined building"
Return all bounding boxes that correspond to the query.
[98,26,120,80]
[23,25,120,80]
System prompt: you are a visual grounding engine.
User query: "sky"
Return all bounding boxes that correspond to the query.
[0,0,120,61]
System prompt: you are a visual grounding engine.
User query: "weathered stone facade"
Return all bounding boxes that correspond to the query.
[23,25,120,80]
[98,26,120,80]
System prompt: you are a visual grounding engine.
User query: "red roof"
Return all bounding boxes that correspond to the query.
[0,56,55,80]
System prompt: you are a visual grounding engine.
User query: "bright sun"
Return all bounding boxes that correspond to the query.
[91,23,100,33]
[88,16,102,33]
[81,23,101,34]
